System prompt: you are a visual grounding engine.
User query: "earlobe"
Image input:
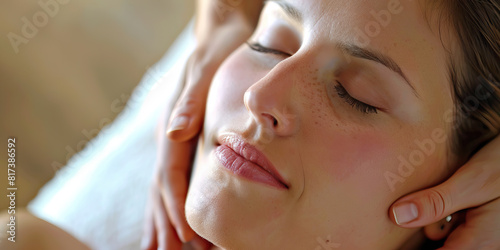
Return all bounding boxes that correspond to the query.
[423,215,454,241]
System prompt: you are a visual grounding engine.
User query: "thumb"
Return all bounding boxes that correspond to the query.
[390,186,453,227]
[390,163,496,228]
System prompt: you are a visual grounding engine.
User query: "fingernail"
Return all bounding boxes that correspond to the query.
[393,202,418,225]
[167,116,189,133]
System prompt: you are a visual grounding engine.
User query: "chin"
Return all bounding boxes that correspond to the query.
[185,147,290,249]
[184,148,242,249]
[185,184,253,250]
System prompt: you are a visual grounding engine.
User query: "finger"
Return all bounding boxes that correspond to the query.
[166,55,216,142]
[390,161,500,227]
[153,189,183,250]
[391,135,500,228]
[439,198,500,250]
[141,190,158,250]
[189,235,212,250]
[157,137,198,242]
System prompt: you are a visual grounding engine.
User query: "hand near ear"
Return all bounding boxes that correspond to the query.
[390,135,500,249]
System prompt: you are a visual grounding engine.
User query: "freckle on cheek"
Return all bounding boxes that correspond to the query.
[299,69,339,125]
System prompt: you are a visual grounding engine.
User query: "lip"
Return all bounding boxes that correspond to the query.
[215,134,289,190]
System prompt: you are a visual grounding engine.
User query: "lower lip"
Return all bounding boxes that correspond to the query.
[215,145,287,190]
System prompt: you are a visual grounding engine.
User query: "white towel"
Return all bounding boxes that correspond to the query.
[28,21,195,250]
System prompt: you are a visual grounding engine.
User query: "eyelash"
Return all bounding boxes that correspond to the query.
[246,42,290,56]
[334,82,378,114]
[247,42,378,115]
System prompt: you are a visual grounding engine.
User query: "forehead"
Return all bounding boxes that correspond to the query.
[265,0,453,106]
[267,0,439,53]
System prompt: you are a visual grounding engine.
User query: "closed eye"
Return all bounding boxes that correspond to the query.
[334,82,378,114]
[248,42,378,115]
[246,42,291,57]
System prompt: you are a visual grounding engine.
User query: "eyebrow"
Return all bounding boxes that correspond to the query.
[337,43,418,96]
[267,0,418,97]
[265,0,302,23]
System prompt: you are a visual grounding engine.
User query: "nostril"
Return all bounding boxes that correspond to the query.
[261,113,278,127]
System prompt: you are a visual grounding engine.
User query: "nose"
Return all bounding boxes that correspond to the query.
[243,63,299,137]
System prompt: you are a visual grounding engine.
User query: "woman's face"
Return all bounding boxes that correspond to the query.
[186,0,455,249]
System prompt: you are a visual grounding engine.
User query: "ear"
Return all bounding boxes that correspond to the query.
[423,215,454,241]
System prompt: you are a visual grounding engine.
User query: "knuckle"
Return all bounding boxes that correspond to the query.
[425,189,449,219]
[191,49,215,72]
[197,61,217,78]
[164,162,182,178]
[156,229,167,241]
[188,62,216,87]
[153,175,162,189]
[180,96,201,108]
[174,94,202,114]
[154,170,167,188]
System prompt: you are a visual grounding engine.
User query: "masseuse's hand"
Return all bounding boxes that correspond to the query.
[390,135,500,249]
[141,20,257,250]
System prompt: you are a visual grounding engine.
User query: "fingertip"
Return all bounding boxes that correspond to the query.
[167,96,205,142]
[167,117,201,142]
[167,127,194,142]
[165,201,196,243]
[176,209,196,242]
[392,201,419,226]
[167,115,190,134]
[141,210,157,250]
[140,236,155,250]
[140,237,149,250]
[391,189,450,228]
[190,235,211,250]
[177,226,196,243]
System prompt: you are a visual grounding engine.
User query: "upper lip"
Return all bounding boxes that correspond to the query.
[218,133,289,189]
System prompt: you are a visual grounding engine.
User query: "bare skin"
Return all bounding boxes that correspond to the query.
[0,209,90,250]
[2,1,497,249]
[145,0,500,249]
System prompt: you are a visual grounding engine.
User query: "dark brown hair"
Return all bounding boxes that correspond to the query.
[438,0,500,161]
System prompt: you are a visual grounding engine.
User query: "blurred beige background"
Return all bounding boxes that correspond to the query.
[0,0,194,210]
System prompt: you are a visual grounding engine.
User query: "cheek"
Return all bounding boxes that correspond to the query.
[296,70,367,135]
[206,48,266,121]
[293,131,405,247]
[312,131,394,183]
[297,69,336,125]
[295,72,392,182]
[294,73,415,188]
[296,132,411,243]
